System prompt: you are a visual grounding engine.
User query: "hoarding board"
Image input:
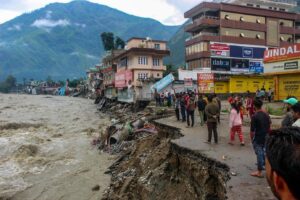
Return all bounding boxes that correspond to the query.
[264,60,299,74]
[115,70,132,88]
[197,73,214,93]
[231,59,249,72]
[230,76,274,93]
[184,78,193,88]
[264,44,300,63]
[278,75,300,100]
[214,82,229,94]
[151,73,175,92]
[230,45,265,59]
[211,58,231,71]
[249,61,264,73]
[210,43,230,57]
[178,69,211,81]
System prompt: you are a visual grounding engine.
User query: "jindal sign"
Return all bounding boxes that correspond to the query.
[264,44,300,63]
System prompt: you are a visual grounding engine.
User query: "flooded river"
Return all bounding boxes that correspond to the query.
[0,94,114,200]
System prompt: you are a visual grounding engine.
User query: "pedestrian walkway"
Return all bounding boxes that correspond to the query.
[156,112,275,200]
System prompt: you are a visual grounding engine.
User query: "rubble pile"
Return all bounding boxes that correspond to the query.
[94,98,230,200]
[101,121,230,200]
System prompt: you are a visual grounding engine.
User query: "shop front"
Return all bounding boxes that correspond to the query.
[264,44,300,100]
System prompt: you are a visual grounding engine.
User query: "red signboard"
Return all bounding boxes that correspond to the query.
[264,44,300,63]
[197,73,214,94]
[115,70,132,88]
[210,43,230,51]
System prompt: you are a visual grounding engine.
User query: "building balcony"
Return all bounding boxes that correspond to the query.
[185,16,220,33]
[221,19,266,32]
[280,41,293,46]
[186,32,220,45]
[127,65,166,71]
[220,35,266,46]
[186,51,211,61]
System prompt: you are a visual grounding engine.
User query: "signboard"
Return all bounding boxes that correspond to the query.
[230,45,265,59]
[230,76,274,93]
[197,73,214,93]
[264,44,300,63]
[249,61,264,73]
[210,43,230,57]
[115,70,132,88]
[184,78,193,88]
[211,58,230,71]
[214,82,229,94]
[231,59,249,72]
[178,69,211,81]
[278,75,300,100]
[151,73,175,92]
[264,60,300,74]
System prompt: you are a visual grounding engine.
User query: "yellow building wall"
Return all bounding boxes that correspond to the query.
[214,82,229,94]
[277,74,300,100]
[229,76,274,93]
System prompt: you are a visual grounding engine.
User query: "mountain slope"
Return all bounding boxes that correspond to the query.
[0,1,179,80]
[164,21,190,68]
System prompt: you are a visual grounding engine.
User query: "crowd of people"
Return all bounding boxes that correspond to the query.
[155,89,300,200]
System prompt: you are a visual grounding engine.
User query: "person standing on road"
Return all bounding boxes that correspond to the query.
[213,94,221,123]
[291,103,300,127]
[228,102,245,146]
[246,94,254,118]
[197,94,207,126]
[268,88,273,103]
[174,94,181,121]
[250,99,271,178]
[186,94,196,128]
[205,95,219,144]
[281,97,298,127]
[180,94,186,122]
[265,127,300,200]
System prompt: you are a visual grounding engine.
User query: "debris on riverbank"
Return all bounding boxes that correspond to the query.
[94,98,230,200]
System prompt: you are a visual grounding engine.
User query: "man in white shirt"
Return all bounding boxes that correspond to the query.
[291,103,300,127]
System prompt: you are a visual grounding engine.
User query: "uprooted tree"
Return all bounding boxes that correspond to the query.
[101,32,125,51]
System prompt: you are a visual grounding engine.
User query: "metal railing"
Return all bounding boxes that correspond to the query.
[186,32,219,41]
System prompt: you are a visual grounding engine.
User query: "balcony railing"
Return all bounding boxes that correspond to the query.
[186,32,219,41]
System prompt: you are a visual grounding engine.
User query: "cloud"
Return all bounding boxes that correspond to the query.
[74,23,86,28]
[31,18,70,29]
[70,52,98,59]
[7,24,22,31]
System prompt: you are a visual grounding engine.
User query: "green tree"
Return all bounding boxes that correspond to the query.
[115,36,125,49]
[101,32,115,51]
[0,75,16,93]
[163,64,178,78]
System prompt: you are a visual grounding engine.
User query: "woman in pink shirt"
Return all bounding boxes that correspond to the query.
[229,102,245,146]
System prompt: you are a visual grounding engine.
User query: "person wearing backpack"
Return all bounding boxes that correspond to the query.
[186,94,196,127]
[197,94,207,126]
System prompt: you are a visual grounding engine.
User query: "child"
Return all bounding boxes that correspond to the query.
[229,102,245,146]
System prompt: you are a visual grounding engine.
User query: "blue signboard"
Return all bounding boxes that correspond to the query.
[211,58,231,71]
[249,61,264,73]
[151,73,175,92]
[230,45,265,59]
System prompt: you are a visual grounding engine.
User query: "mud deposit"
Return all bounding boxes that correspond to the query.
[0,94,114,200]
[103,123,230,200]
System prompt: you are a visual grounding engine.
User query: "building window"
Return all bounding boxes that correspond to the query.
[138,56,148,65]
[256,5,260,8]
[269,7,273,10]
[246,4,253,7]
[280,8,285,11]
[120,57,128,67]
[153,58,160,66]
[157,73,160,77]
[138,73,148,80]
[154,43,160,49]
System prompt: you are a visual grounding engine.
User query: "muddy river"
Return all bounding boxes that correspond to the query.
[0,94,114,200]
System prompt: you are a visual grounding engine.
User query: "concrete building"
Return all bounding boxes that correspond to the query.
[99,50,125,99]
[114,38,169,102]
[183,1,300,94]
[213,0,297,11]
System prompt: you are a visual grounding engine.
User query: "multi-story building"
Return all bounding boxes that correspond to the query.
[184,2,300,72]
[99,50,125,99]
[213,0,297,11]
[114,37,169,102]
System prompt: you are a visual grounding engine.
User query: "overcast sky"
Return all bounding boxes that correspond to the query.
[0,0,203,25]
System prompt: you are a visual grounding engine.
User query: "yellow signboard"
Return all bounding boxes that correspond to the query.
[214,82,229,94]
[230,76,274,93]
[278,75,300,100]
